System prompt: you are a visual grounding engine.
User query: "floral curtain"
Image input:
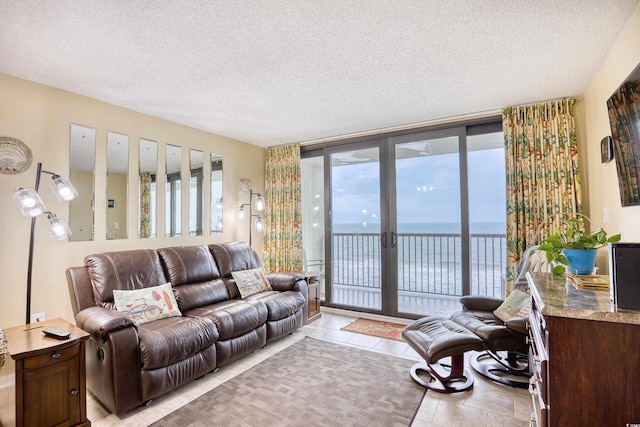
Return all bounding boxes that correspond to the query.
[503,98,582,291]
[262,143,303,273]
[139,172,151,238]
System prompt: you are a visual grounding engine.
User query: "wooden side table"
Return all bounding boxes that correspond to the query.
[0,318,90,427]
[304,272,322,323]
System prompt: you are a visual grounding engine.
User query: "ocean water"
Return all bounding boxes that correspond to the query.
[332,222,505,235]
[330,221,507,296]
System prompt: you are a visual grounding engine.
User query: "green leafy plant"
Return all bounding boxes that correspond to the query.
[537,218,621,275]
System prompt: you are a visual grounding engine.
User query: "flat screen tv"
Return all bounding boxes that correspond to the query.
[606,63,640,206]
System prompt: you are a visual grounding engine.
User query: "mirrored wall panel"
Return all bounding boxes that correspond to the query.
[106,132,129,239]
[165,144,182,237]
[211,153,223,235]
[69,123,96,241]
[189,149,204,236]
[139,138,158,238]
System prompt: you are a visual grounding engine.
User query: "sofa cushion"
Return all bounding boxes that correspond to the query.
[113,283,182,325]
[158,245,221,285]
[138,316,218,370]
[172,279,230,312]
[209,242,262,278]
[231,267,272,298]
[184,299,268,340]
[245,291,306,321]
[85,249,168,309]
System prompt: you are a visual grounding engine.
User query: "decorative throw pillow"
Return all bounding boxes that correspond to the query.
[113,283,181,325]
[231,267,272,298]
[493,289,532,322]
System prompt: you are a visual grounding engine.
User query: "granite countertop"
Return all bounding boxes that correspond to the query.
[526,272,640,325]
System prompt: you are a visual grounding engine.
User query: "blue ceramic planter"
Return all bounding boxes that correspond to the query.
[563,248,598,275]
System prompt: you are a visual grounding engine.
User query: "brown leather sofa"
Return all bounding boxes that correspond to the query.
[66,242,308,415]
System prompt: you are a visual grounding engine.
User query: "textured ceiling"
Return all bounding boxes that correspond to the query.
[1,1,638,148]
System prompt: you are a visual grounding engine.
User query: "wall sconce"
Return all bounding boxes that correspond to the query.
[237,181,264,246]
[13,162,78,324]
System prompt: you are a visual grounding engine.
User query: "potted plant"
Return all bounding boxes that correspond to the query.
[537,218,621,275]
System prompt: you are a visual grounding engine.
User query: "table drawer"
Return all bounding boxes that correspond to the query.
[24,343,80,369]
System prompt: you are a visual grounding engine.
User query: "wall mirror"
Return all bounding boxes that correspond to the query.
[139,138,158,238]
[106,132,129,239]
[165,144,182,237]
[69,123,96,241]
[189,149,204,236]
[211,153,223,235]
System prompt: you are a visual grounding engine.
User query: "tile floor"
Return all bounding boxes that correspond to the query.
[87,308,530,427]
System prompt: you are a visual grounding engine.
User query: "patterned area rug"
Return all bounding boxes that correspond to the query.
[151,337,425,426]
[342,318,408,342]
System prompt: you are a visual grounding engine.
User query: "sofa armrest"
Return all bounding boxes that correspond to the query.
[76,306,136,343]
[459,295,504,312]
[266,272,305,292]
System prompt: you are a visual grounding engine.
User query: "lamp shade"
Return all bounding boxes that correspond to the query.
[254,194,265,211]
[45,213,73,242]
[237,205,246,220]
[49,175,78,202]
[13,188,46,217]
[254,216,264,233]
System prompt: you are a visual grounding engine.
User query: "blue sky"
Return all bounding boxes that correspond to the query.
[331,147,506,227]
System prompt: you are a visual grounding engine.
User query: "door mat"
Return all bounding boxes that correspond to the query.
[341,318,408,341]
[151,337,425,426]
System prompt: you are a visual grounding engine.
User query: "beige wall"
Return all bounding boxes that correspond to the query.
[582,4,640,270]
[0,74,265,328]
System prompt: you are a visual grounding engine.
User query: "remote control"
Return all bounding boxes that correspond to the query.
[43,327,71,339]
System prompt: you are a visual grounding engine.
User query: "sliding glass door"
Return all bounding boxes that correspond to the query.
[391,130,466,316]
[300,121,506,318]
[329,143,383,311]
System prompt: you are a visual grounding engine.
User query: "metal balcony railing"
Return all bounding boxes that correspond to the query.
[331,232,507,299]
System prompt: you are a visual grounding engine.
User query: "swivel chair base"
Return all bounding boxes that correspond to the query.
[470,350,529,389]
[410,355,474,393]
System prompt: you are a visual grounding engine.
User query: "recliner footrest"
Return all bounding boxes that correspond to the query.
[402,316,484,393]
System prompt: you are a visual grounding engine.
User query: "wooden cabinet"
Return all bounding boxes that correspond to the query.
[527,272,640,427]
[304,273,322,323]
[0,318,90,427]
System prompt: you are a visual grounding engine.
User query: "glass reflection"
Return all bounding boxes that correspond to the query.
[69,123,96,241]
[106,132,129,239]
[139,138,158,238]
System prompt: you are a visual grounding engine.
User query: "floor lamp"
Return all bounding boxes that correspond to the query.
[237,188,264,246]
[13,162,77,324]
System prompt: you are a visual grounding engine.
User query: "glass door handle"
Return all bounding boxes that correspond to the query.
[381,232,388,248]
[391,232,397,248]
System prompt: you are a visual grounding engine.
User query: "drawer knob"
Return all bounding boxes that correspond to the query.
[51,353,61,360]
[70,389,79,396]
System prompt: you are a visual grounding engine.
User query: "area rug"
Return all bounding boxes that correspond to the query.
[342,318,408,342]
[151,337,425,426]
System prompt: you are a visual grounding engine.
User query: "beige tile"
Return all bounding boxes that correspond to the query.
[430,400,489,427]
[514,395,532,421]
[373,337,411,356]
[324,317,357,330]
[346,331,382,348]
[411,419,438,427]
[486,411,530,427]
[320,328,358,342]
[413,395,439,422]
[461,387,515,417]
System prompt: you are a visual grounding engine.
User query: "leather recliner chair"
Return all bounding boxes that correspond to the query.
[450,296,530,388]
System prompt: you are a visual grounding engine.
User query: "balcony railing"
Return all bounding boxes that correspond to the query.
[331,232,507,300]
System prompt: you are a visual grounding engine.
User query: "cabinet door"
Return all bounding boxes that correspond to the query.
[24,358,80,427]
